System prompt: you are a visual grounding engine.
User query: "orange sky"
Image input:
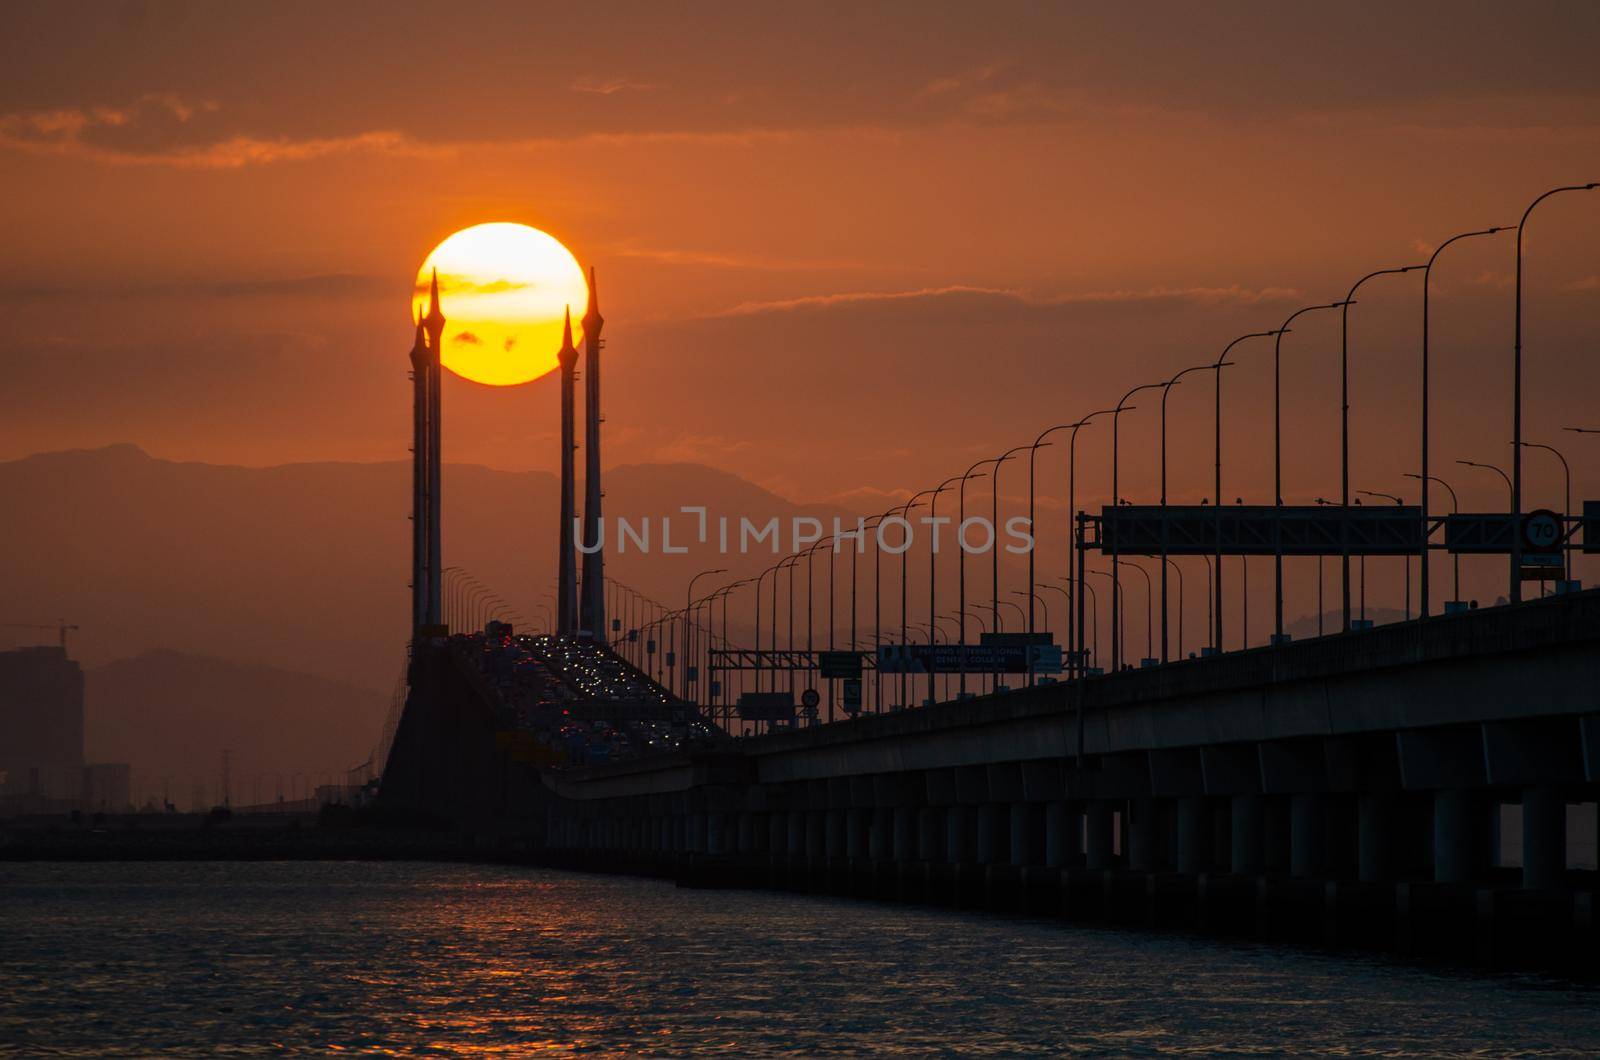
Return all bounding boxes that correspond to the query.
[2,1,1598,517]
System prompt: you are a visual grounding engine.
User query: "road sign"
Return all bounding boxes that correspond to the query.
[737,691,794,722]
[686,665,698,683]
[1523,509,1562,551]
[665,651,676,666]
[612,618,622,632]
[646,638,656,654]
[800,688,820,710]
[841,679,862,713]
[1031,644,1064,674]
[1587,501,1600,555]
[878,643,1047,674]
[818,650,863,679]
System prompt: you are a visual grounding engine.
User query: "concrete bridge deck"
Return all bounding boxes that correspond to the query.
[535,590,1600,970]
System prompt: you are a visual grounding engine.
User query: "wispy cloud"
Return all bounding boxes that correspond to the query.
[569,77,656,95]
[613,245,866,271]
[710,283,1302,318]
[650,433,755,463]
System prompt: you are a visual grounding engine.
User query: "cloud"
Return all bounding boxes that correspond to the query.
[569,77,656,95]
[0,93,443,169]
[650,433,755,463]
[0,273,392,300]
[1564,275,1600,291]
[612,245,866,271]
[710,283,1302,318]
[452,331,481,345]
[413,276,530,297]
[503,338,517,351]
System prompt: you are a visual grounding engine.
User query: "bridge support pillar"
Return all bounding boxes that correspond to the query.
[1176,797,1206,874]
[977,804,1008,865]
[1085,802,1115,870]
[1523,784,1565,890]
[805,811,824,858]
[1290,794,1325,878]
[918,806,945,862]
[844,813,870,864]
[1127,798,1160,872]
[1010,802,1039,868]
[893,807,915,861]
[1358,794,1390,882]
[690,812,708,854]
[870,806,893,861]
[947,805,976,863]
[826,810,846,858]
[1433,789,1474,884]
[1044,802,1071,868]
[737,812,755,854]
[1230,795,1263,875]
[770,813,788,856]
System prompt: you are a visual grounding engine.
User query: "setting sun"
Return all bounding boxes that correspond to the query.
[414,223,588,386]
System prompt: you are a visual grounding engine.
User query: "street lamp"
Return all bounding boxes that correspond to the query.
[1343,268,1420,633]
[1066,411,1114,679]
[1514,183,1598,602]
[958,459,1000,697]
[1274,302,1352,643]
[1117,559,1154,665]
[1158,364,1212,663]
[991,445,1032,690]
[1405,472,1461,608]
[927,476,965,702]
[1111,383,1163,670]
[1209,331,1282,653]
[1357,490,1408,620]
[1421,227,1509,616]
[1457,459,1513,508]
[1515,441,1573,584]
[1163,558,1185,658]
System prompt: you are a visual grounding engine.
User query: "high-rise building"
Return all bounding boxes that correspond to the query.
[0,646,84,806]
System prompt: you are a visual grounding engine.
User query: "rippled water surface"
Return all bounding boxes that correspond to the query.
[2,861,1599,1055]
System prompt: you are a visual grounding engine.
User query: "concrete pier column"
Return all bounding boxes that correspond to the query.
[1044,802,1071,868]
[1523,784,1565,890]
[893,807,915,861]
[805,811,824,858]
[1290,794,1324,878]
[1433,789,1473,884]
[1176,797,1206,874]
[976,804,1007,864]
[918,806,945,862]
[737,812,756,854]
[1127,799,1159,872]
[1358,794,1389,882]
[770,813,788,856]
[787,812,805,858]
[844,808,863,859]
[1085,802,1115,870]
[1263,797,1289,872]
[1010,803,1034,867]
[825,809,846,858]
[706,812,726,855]
[947,805,977,863]
[1230,795,1263,875]
[870,807,894,860]
[690,812,708,854]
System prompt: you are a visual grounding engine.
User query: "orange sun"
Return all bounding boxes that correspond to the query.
[414,223,589,386]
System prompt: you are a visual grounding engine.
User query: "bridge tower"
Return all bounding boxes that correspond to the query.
[408,311,430,633]
[422,269,445,627]
[557,308,580,632]
[579,266,607,642]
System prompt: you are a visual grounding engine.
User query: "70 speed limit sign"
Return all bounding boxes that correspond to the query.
[1522,509,1563,551]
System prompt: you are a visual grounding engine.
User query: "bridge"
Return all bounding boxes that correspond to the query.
[378,181,1600,971]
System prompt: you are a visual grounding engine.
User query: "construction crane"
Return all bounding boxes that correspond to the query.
[1,620,79,651]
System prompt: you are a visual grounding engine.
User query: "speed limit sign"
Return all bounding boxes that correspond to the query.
[1522,509,1562,551]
